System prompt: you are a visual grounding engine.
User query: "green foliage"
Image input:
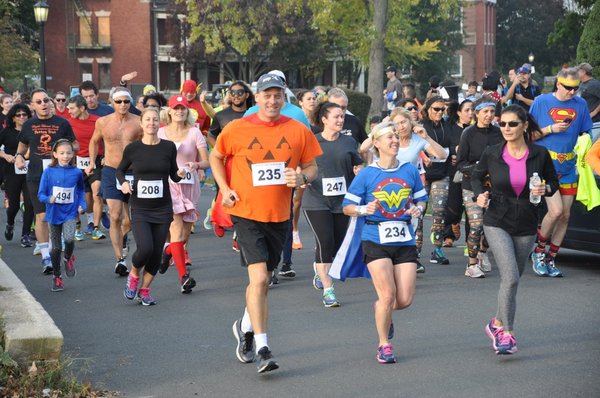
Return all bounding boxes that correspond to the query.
[344,88,372,126]
[577,3,600,68]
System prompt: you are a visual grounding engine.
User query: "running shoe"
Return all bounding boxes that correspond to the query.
[312,262,323,290]
[42,256,53,275]
[4,224,14,241]
[20,235,33,248]
[51,276,64,292]
[485,318,504,352]
[416,260,425,274]
[464,247,469,257]
[322,288,340,308]
[232,318,255,363]
[232,238,240,252]
[430,231,435,245]
[376,344,396,364]
[430,247,449,264]
[465,263,485,278]
[33,243,41,256]
[123,275,139,300]
[203,210,212,230]
[278,263,296,278]
[74,229,84,241]
[531,251,548,276]
[256,346,279,373]
[114,258,129,276]
[545,257,563,277]
[92,228,106,240]
[137,288,156,306]
[443,238,454,247]
[213,224,225,238]
[84,222,95,235]
[451,223,461,240]
[64,255,76,278]
[478,251,492,272]
[101,212,110,229]
[181,273,197,294]
[292,231,302,250]
[269,271,279,287]
[496,333,518,355]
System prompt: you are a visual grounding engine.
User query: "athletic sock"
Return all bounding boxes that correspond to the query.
[170,241,187,279]
[254,334,268,353]
[39,242,50,258]
[241,308,253,333]
[535,231,549,253]
[86,213,94,225]
[547,243,560,260]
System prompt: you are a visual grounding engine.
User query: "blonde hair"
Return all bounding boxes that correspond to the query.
[371,121,398,157]
[389,107,415,130]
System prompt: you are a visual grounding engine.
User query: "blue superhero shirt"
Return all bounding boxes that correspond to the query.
[343,161,428,246]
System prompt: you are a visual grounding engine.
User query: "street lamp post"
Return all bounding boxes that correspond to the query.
[33,1,49,90]
[528,52,535,74]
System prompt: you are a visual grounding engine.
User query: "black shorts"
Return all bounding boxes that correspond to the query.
[231,215,289,272]
[27,180,46,215]
[83,162,102,193]
[362,241,418,265]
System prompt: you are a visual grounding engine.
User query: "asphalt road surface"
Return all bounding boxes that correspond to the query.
[2,185,599,397]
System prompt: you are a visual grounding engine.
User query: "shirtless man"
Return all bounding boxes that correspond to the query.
[86,89,142,276]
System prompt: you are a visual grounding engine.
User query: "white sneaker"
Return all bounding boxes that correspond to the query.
[465,264,485,278]
[477,252,492,272]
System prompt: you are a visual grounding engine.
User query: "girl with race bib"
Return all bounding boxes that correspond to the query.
[342,121,428,364]
[37,139,86,292]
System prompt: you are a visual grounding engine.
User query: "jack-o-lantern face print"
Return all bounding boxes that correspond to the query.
[245,135,293,169]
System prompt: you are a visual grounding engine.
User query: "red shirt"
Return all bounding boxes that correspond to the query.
[188,99,211,135]
[55,107,70,119]
[68,114,102,157]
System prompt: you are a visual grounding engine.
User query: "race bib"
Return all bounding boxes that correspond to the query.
[76,156,90,170]
[52,186,75,204]
[251,162,285,187]
[178,167,194,185]
[116,174,134,190]
[42,158,51,170]
[378,221,412,244]
[430,147,450,163]
[322,176,347,196]
[15,160,29,175]
[137,179,163,199]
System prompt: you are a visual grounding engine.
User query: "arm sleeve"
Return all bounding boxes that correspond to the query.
[169,143,182,183]
[37,169,52,204]
[412,166,428,203]
[115,147,132,184]
[343,170,366,206]
[194,128,207,150]
[457,131,475,175]
[208,114,222,140]
[470,148,490,197]
[542,149,560,196]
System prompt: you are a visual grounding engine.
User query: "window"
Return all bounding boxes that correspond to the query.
[159,62,180,91]
[98,16,110,46]
[99,63,111,90]
[157,17,178,46]
[80,63,93,81]
[78,15,92,46]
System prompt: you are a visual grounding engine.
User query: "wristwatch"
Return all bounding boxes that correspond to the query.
[301,174,309,185]
[358,206,367,216]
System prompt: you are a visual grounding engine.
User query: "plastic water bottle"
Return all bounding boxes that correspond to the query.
[529,172,541,204]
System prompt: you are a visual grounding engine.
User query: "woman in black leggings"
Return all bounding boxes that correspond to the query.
[118,108,184,306]
[0,103,34,247]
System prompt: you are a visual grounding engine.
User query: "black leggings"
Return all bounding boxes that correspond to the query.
[4,173,34,237]
[131,219,171,276]
[303,210,349,263]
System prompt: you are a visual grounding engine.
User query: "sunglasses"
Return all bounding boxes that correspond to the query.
[55,98,66,102]
[561,84,579,92]
[15,113,28,118]
[406,106,418,111]
[499,121,521,128]
[229,89,246,97]
[34,98,51,105]
[113,99,131,104]
[431,107,445,113]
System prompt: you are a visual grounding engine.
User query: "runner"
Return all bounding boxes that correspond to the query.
[37,139,86,291]
[302,102,363,307]
[119,108,185,305]
[210,73,321,373]
[86,89,142,276]
[342,121,428,364]
[473,105,558,354]
[157,95,209,293]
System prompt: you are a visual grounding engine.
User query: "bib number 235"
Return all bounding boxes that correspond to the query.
[252,162,285,187]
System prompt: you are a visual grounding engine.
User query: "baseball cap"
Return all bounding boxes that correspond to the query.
[181,80,198,94]
[267,70,286,84]
[168,95,189,109]
[578,62,593,75]
[256,74,285,92]
[517,66,531,75]
[143,84,157,95]
[385,66,397,73]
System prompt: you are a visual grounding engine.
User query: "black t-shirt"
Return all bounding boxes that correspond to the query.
[456,124,503,191]
[208,108,246,139]
[509,83,540,111]
[423,119,453,181]
[579,78,600,123]
[0,127,22,175]
[19,115,76,182]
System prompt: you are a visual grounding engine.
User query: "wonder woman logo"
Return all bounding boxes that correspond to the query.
[372,178,412,218]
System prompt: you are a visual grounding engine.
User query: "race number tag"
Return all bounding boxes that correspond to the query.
[378,221,412,244]
[15,160,29,175]
[178,167,194,185]
[116,174,134,190]
[137,180,163,199]
[76,156,90,170]
[52,186,75,204]
[42,158,51,170]
[251,162,285,187]
[322,176,347,196]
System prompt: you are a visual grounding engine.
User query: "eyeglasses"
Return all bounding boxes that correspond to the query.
[499,121,522,127]
[15,113,28,118]
[229,89,246,97]
[561,84,579,92]
[55,98,66,102]
[34,98,51,105]
[431,107,445,113]
[113,99,131,104]
[406,106,418,111]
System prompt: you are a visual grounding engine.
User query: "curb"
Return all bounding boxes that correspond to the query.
[0,258,63,366]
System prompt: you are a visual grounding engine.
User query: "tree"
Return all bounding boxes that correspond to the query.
[576,2,600,68]
[548,0,595,66]
[367,0,388,116]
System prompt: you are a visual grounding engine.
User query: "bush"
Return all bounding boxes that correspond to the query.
[343,89,372,127]
[576,3,600,70]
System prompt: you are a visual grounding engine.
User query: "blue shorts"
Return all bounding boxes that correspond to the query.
[100,166,128,202]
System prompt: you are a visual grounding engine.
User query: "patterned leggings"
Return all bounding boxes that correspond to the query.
[49,219,77,277]
[462,189,488,261]
[416,177,449,251]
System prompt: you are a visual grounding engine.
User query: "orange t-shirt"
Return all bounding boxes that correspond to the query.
[586,138,600,175]
[215,113,322,222]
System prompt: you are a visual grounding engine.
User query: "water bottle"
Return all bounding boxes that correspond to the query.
[529,172,541,204]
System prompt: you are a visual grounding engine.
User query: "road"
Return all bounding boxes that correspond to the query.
[2,185,600,398]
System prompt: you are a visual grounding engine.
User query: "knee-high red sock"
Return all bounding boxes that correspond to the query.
[170,241,187,280]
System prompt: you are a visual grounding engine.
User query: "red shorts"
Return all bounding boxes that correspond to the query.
[558,181,577,196]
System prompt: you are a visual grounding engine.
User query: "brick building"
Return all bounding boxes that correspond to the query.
[458,0,497,83]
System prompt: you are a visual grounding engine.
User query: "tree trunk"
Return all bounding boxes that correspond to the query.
[367,0,388,117]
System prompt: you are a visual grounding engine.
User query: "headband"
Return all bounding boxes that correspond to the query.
[372,126,397,140]
[112,90,131,100]
[557,77,580,87]
[475,102,496,111]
